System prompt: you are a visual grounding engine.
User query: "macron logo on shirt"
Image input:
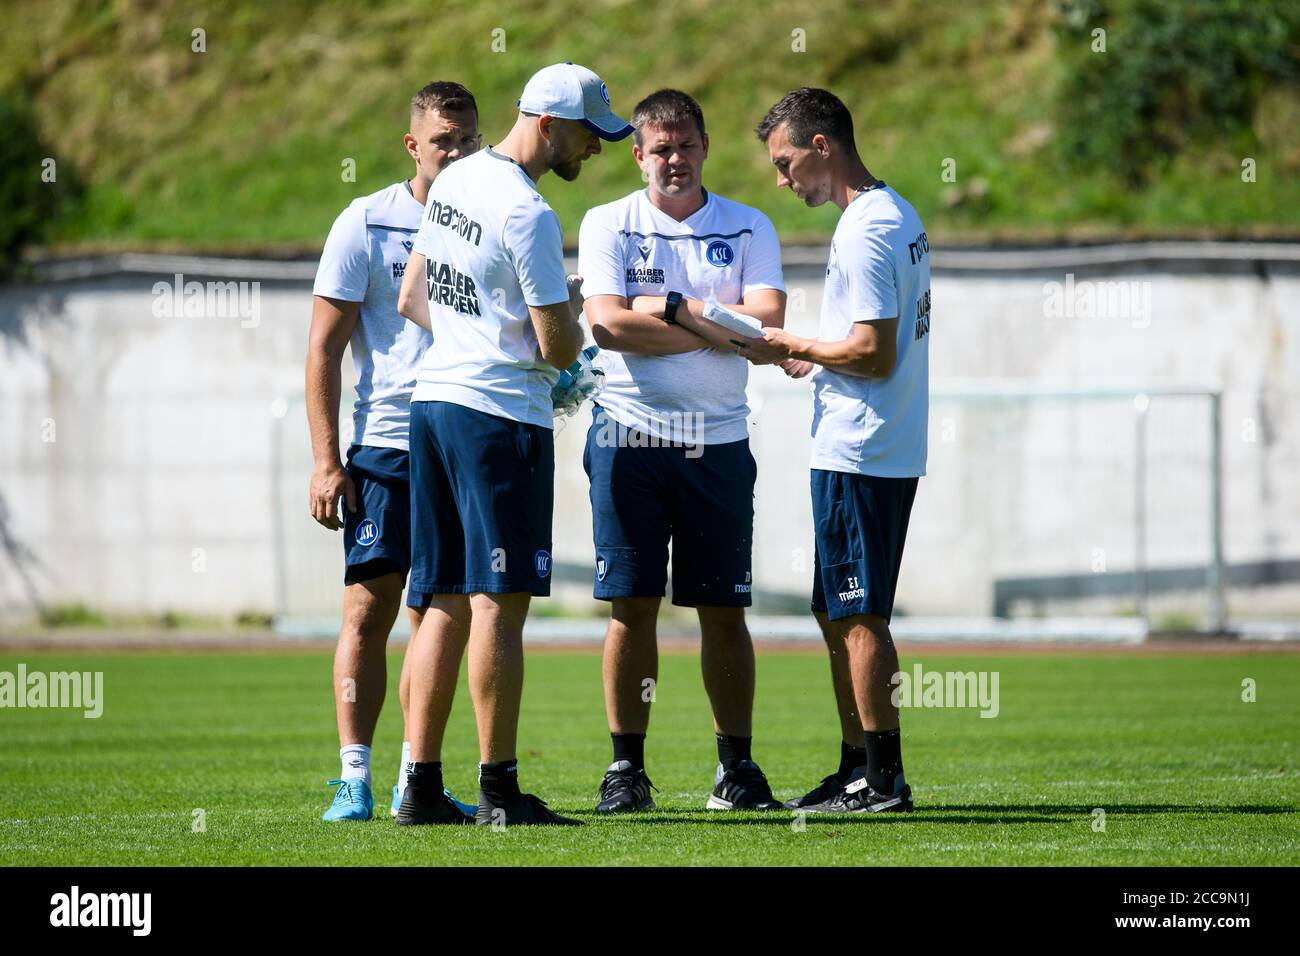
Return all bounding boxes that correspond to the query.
[426,198,483,246]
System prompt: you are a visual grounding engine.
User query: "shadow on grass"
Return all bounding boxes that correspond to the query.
[922,804,1299,816]
[579,803,1298,827]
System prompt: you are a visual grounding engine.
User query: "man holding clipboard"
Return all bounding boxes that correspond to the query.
[578,89,789,814]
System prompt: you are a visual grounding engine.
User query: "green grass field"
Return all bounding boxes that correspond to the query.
[1,648,1298,866]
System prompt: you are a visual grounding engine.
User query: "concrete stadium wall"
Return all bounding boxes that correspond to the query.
[1,247,1297,628]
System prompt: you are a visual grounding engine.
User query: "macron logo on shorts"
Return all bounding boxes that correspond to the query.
[355,519,379,547]
[596,556,608,582]
[839,574,865,603]
[535,550,552,578]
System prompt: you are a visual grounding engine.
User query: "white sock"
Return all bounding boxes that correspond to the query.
[340,743,371,784]
[398,741,412,793]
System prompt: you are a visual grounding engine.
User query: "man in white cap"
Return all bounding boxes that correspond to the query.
[394,63,633,826]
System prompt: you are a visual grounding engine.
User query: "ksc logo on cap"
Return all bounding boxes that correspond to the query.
[535,550,552,578]
[600,82,611,106]
[355,519,379,547]
[706,240,734,267]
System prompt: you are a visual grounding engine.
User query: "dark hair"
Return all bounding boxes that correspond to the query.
[754,87,856,151]
[630,89,706,146]
[410,81,478,122]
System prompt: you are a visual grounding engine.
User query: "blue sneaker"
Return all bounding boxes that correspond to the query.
[322,778,374,822]
[391,783,477,818]
[446,789,478,817]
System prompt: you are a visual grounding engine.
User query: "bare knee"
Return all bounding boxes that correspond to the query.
[698,606,749,643]
[418,595,472,634]
[815,612,851,654]
[468,592,530,633]
[841,615,895,656]
[341,575,404,646]
[611,597,659,635]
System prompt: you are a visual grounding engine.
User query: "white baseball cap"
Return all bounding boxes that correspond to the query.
[517,62,634,141]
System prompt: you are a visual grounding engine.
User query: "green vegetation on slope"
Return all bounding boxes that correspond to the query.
[1,0,1298,258]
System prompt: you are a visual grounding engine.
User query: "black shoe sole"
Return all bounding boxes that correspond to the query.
[475,800,584,827]
[706,794,785,811]
[784,797,830,810]
[803,793,915,814]
[475,812,584,826]
[594,797,656,813]
[395,798,473,826]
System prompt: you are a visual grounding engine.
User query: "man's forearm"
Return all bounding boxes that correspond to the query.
[305,351,344,466]
[589,305,712,355]
[787,335,888,378]
[679,295,786,330]
[637,295,783,351]
[403,294,432,332]
[397,252,432,331]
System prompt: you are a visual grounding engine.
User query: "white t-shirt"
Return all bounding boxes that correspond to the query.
[313,181,431,450]
[578,189,785,445]
[411,148,570,428]
[810,184,930,478]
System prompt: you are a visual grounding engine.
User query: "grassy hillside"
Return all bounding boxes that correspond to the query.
[2,0,1298,256]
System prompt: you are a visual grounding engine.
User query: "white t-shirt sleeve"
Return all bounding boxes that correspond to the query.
[412,206,435,259]
[313,203,369,302]
[741,213,785,297]
[843,225,899,321]
[504,201,569,307]
[577,208,627,300]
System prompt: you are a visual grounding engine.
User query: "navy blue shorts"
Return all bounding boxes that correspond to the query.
[810,469,918,623]
[342,444,411,585]
[583,405,754,608]
[407,401,554,604]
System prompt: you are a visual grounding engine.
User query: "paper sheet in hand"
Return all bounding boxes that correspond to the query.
[701,301,762,340]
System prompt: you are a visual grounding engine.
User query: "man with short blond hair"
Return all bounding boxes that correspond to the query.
[308,81,481,822]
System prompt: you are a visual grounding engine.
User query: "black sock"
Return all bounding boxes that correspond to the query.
[838,740,867,781]
[863,729,904,795]
[611,732,646,769]
[478,759,521,806]
[407,761,443,797]
[716,734,752,770]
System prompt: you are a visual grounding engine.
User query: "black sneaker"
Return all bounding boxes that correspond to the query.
[475,792,583,827]
[803,771,913,813]
[595,759,656,813]
[394,784,475,826]
[706,760,784,810]
[784,772,850,810]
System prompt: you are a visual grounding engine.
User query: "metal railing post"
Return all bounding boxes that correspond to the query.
[1208,391,1227,634]
[1134,392,1149,628]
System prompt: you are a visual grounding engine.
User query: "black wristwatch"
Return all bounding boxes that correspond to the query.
[663,290,683,325]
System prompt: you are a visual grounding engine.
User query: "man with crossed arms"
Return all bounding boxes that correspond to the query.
[579,88,791,813]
